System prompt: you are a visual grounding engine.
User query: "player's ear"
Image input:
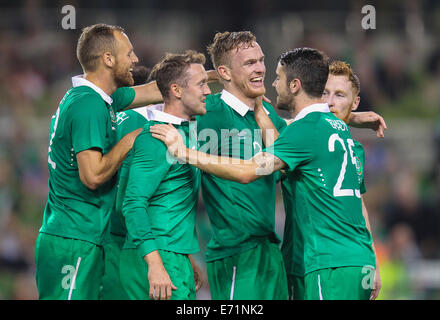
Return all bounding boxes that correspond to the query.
[289,78,301,95]
[352,95,360,111]
[102,52,115,68]
[170,83,182,99]
[217,65,231,81]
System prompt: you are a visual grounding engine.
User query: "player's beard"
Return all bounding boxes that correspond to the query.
[243,83,265,99]
[232,77,266,99]
[276,93,294,112]
[113,62,134,88]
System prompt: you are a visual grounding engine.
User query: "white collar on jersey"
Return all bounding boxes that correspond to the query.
[147,108,188,125]
[71,75,113,105]
[293,103,330,122]
[132,103,165,120]
[220,89,270,117]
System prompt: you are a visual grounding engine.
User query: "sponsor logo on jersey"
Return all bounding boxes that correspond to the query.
[116,112,129,125]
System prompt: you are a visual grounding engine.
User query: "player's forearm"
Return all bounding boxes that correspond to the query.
[183,148,259,184]
[128,81,163,109]
[123,196,158,256]
[94,136,134,182]
[77,143,129,190]
[348,111,387,137]
[254,100,279,147]
[144,250,164,268]
[255,114,279,147]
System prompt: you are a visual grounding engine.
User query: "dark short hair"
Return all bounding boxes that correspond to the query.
[207,31,256,68]
[278,48,329,98]
[131,66,151,86]
[148,50,206,101]
[76,24,125,72]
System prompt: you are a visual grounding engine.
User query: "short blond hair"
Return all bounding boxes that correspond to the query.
[207,31,256,68]
[76,24,125,72]
[329,61,360,96]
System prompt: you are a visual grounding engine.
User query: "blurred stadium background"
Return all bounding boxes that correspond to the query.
[0,0,439,300]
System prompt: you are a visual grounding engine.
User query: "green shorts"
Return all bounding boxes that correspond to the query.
[99,233,129,300]
[207,240,288,300]
[288,266,374,300]
[35,233,104,300]
[119,248,196,300]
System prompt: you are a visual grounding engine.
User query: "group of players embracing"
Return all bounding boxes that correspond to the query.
[36,24,386,301]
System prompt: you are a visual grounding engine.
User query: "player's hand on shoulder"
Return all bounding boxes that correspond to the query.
[122,128,143,147]
[150,124,186,158]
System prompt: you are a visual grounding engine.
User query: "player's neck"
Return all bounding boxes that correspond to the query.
[163,100,191,121]
[84,71,118,97]
[223,86,259,110]
[290,94,324,118]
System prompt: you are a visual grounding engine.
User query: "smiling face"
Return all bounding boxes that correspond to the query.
[180,63,211,117]
[227,41,266,100]
[323,74,359,123]
[113,31,139,87]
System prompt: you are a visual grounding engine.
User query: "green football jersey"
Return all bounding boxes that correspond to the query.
[122,110,200,258]
[196,90,287,262]
[265,103,375,276]
[40,76,135,245]
[111,106,161,237]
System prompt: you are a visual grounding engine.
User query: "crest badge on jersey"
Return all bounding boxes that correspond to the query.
[109,106,116,123]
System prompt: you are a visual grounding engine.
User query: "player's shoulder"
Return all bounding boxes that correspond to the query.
[205,93,225,112]
[133,120,166,149]
[197,93,230,128]
[286,113,318,130]
[66,87,107,113]
[278,117,311,143]
[117,107,148,121]
[111,86,134,100]
[318,112,351,133]
[136,120,167,141]
[280,111,330,141]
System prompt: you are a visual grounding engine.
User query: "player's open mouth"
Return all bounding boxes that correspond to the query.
[250,77,264,87]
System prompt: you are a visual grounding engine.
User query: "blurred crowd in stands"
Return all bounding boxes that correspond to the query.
[0,0,439,299]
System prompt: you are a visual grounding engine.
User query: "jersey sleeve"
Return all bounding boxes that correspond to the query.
[263,122,313,172]
[122,130,171,258]
[111,87,136,112]
[70,94,108,154]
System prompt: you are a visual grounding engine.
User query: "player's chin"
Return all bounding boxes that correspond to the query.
[126,73,134,86]
[276,100,289,111]
[247,87,266,98]
[115,74,134,88]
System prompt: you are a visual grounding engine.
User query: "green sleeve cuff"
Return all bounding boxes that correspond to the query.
[138,239,157,258]
[112,87,136,112]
